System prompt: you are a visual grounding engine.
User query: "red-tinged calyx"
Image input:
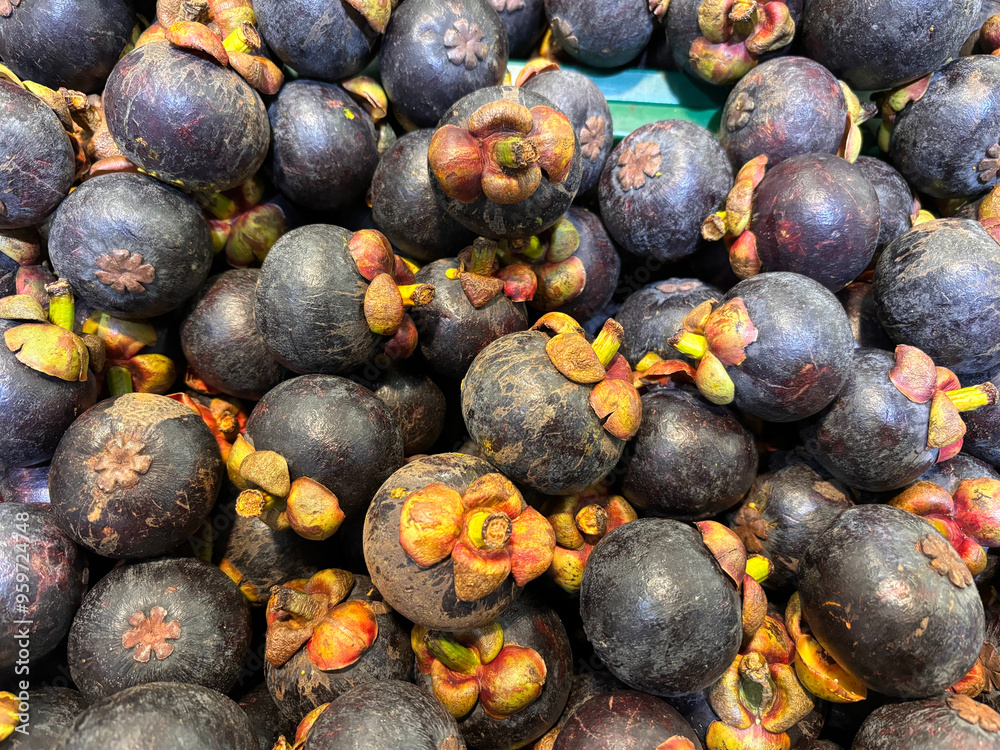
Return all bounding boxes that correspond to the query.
[704,155,768,242]
[513,57,560,87]
[123,353,176,394]
[633,353,698,390]
[703,298,758,366]
[429,101,575,205]
[590,378,643,440]
[741,573,767,647]
[728,230,761,279]
[876,74,932,152]
[656,739,696,750]
[342,76,389,123]
[950,659,987,699]
[398,475,555,601]
[350,228,396,281]
[953,478,1000,548]
[229,51,284,95]
[165,20,230,65]
[697,520,747,590]
[225,203,286,266]
[889,344,938,403]
[496,264,537,303]
[689,0,793,84]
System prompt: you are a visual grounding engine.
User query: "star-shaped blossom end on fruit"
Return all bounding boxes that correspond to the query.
[444,19,488,70]
[95,249,155,294]
[616,140,662,191]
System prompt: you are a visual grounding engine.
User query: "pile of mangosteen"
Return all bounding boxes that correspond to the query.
[4,0,1000,748]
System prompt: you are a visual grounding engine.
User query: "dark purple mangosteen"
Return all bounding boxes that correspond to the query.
[0,466,50,504]
[729,460,853,590]
[0,0,135,94]
[798,504,985,697]
[489,0,545,56]
[801,0,982,92]
[0,503,87,669]
[887,55,1000,200]
[412,594,573,750]
[544,0,654,67]
[369,130,476,263]
[68,557,252,700]
[599,120,733,263]
[181,269,288,401]
[615,278,722,366]
[0,80,75,230]
[49,392,224,559]
[104,43,270,192]
[531,672,628,750]
[48,172,213,319]
[963,370,1000,470]
[853,156,916,253]
[836,281,894,350]
[873,218,1000,376]
[233,681,296,750]
[371,362,448,456]
[268,80,379,213]
[620,387,758,520]
[242,374,404,523]
[289,681,465,750]
[379,0,508,129]
[264,570,413,722]
[427,85,583,240]
[552,691,702,750]
[853,694,1000,749]
[719,57,853,168]
[518,64,615,195]
[579,519,743,696]
[253,0,385,82]
[59,682,259,750]
[0,687,89,748]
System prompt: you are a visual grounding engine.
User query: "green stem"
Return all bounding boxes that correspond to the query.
[470,237,498,277]
[670,330,709,360]
[491,135,538,170]
[107,365,134,395]
[946,383,999,412]
[424,632,480,673]
[270,585,325,620]
[45,280,75,331]
[466,510,512,550]
[592,319,624,367]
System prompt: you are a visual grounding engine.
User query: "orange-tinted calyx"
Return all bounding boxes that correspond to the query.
[785,592,866,703]
[702,155,768,280]
[689,0,794,85]
[875,74,932,153]
[496,217,586,311]
[428,100,576,206]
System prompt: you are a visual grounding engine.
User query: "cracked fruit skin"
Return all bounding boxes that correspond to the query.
[49,172,214,319]
[620,388,758,521]
[363,453,522,631]
[801,0,981,92]
[0,503,86,670]
[552,690,702,750]
[104,43,270,192]
[888,56,1000,200]
[266,573,413,723]
[580,519,743,696]
[414,595,573,750]
[1,687,89,747]
[58,682,259,750]
[599,119,733,263]
[297,680,466,750]
[380,0,508,128]
[68,558,251,701]
[461,329,625,496]
[873,219,1000,377]
[544,0,654,67]
[853,694,1000,749]
[49,393,224,559]
[798,504,985,699]
[0,80,75,230]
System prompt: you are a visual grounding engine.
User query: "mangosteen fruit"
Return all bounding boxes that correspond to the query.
[412,595,573,750]
[253,0,386,82]
[380,0,508,129]
[530,672,628,750]
[369,130,476,263]
[181,269,288,401]
[68,557,252,699]
[544,0,654,67]
[798,504,985,698]
[552,690,702,749]
[104,42,270,192]
[234,681,296,750]
[59,682,259,750]
[917,452,1000,494]
[49,172,213,319]
[428,86,583,240]
[0,0,135,93]
[620,386,758,520]
[235,374,403,538]
[0,502,87,669]
[615,278,723,366]
[371,362,448,456]
[410,238,530,380]
[730,460,854,590]
[670,272,856,423]
[0,465,50,505]
[580,518,743,696]
[886,55,1000,200]
[836,281,894,351]
[0,687,89,748]
[490,0,544,57]
[873,218,1000,376]
[363,453,555,631]
[287,680,465,749]
[0,79,75,230]
[964,371,1000,470]
[264,569,413,722]
[800,346,998,492]
[49,392,224,558]
[853,156,916,253]
[599,119,733,263]
[268,80,379,213]
[853,693,1000,749]
[517,63,615,195]
[0,295,99,469]
[254,226,436,375]
[461,315,642,495]
[719,57,859,168]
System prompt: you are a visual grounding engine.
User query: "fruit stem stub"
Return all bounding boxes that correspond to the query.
[467,509,512,550]
[45,279,75,331]
[670,330,709,360]
[946,383,999,412]
[107,365,134,396]
[592,319,625,367]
